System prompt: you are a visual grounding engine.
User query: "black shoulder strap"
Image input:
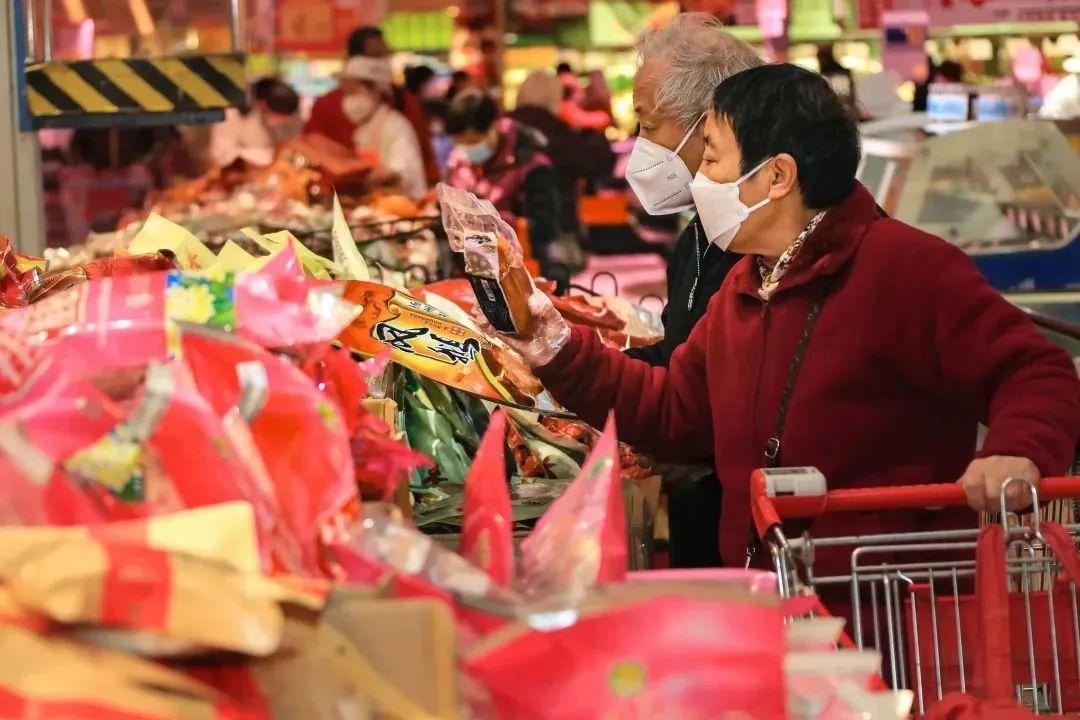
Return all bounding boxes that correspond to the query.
[764,281,833,468]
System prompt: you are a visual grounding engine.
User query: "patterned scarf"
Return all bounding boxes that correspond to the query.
[756,210,827,301]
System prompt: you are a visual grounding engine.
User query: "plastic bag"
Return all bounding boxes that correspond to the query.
[179,328,355,575]
[519,413,627,601]
[437,183,536,335]
[0,361,129,525]
[460,410,513,587]
[0,625,248,719]
[0,260,358,389]
[465,596,787,720]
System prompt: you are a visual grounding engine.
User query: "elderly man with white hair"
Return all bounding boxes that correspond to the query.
[336,55,427,200]
[625,12,763,368]
[620,13,762,569]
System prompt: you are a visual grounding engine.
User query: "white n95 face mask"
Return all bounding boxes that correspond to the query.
[688,157,773,250]
[625,113,705,216]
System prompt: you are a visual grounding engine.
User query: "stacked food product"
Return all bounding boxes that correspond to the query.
[46,136,444,287]
[0,200,911,718]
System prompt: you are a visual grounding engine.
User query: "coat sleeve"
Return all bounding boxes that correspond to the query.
[534,310,714,462]
[891,234,1080,476]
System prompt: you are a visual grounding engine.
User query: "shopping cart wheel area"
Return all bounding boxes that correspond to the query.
[751,468,1080,717]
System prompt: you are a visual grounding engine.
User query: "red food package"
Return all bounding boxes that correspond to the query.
[0,236,33,309]
[179,328,355,575]
[28,253,177,304]
[519,412,626,599]
[460,410,513,587]
[0,259,357,390]
[465,596,787,720]
[0,361,128,526]
[59,362,285,568]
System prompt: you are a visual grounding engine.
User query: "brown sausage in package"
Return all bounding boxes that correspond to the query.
[437,183,536,336]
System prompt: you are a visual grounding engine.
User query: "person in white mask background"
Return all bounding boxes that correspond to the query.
[483,63,1080,597]
[623,13,761,369]
[444,91,561,278]
[209,78,302,169]
[337,56,427,200]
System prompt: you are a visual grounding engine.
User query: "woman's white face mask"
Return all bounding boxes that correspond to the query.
[688,157,773,251]
[625,113,704,216]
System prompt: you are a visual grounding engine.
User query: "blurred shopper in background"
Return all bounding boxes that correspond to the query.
[501,65,1080,583]
[511,70,615,258]
[209,78,301,168]
[306,26,439,183]
[336,56,426,200]
[623,13,762,568]
[582,69,615,120]
[445,90,560,276]
[558,71,613,131]
[817,44,859,118]
[446,70,472,101]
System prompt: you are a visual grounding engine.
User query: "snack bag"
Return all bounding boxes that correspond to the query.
[0,625,248,719]
[437,183,536,335]
[127,212,217,270]
[460,410,513,586]
[0,361,130,525]
[0,261,357,385]
[328,504,515,637]
[60,362,286,565]
[519,413,626,601]
[179,328,355,575]
[331,191,371,281]
[0,534,285,656]
[464,596,787,720]
[338,280,560,414]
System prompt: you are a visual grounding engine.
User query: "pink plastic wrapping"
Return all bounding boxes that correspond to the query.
[519,412,627,601]
[179,328,355,575]
[0,255,358,392]
[465,596,787,720]
[460,410,514,587]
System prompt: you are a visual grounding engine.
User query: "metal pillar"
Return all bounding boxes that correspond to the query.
[0,0,44,255]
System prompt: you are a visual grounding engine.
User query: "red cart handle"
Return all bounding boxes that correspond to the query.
[751,469,1080,539]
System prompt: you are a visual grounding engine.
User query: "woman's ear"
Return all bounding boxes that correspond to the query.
[767,153,799,201]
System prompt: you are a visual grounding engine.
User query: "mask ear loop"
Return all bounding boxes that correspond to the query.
[735,156,775,186]
[672,112,706,155]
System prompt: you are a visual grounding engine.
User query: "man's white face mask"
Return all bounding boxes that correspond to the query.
[625,113,704,216]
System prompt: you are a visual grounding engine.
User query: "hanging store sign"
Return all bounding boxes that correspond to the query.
[928,0,1080,24]
[275,0,387,54]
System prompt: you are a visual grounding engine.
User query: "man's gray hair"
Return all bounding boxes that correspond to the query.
[637,12,764,129]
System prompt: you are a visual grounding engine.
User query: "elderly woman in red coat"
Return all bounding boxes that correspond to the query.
[493,64,1080,575]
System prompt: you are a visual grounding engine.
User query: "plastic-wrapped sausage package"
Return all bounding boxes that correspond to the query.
[437,183,536,336]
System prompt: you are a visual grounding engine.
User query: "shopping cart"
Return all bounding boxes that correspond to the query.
[751,468,1080,716]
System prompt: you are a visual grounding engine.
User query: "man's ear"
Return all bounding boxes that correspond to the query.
[767,153,799,201]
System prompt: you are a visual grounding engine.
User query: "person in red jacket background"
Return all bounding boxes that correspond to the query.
[493,63,1080,573]
[306,26,440,185]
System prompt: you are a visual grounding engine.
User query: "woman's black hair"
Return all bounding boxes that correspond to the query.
[261,79,300,116]
[444,91,499,135]
[711,63,860,209]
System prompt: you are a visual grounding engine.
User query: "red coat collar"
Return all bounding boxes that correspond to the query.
[730,183,883,300]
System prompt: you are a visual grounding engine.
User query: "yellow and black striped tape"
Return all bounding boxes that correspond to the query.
[25,54,246,119]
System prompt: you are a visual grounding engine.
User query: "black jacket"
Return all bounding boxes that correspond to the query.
[625,216,742,367]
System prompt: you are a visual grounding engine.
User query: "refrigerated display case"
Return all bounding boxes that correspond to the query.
[883,119,1080,290]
